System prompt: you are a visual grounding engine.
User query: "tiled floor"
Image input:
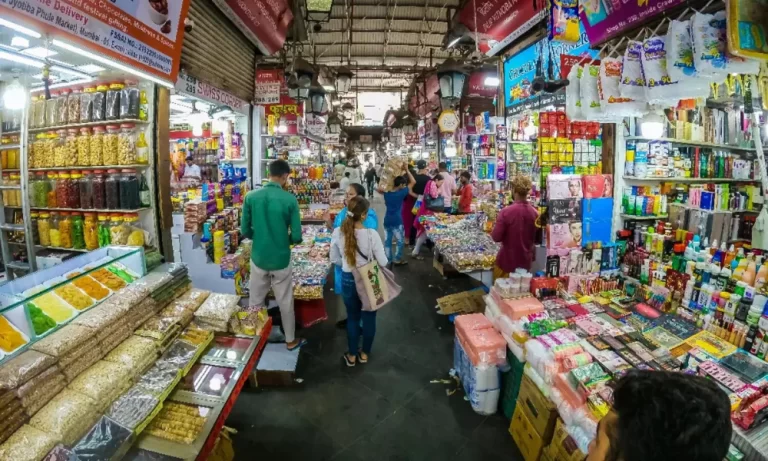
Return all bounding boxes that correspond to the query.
[225,196,523,460]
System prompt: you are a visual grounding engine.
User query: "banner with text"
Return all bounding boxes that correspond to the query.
[254,69,283,104]
[457,0,546,56]
[0,0,191,82]
[213,0,292,56]
[579,0,684,46]
[176,72,250,115]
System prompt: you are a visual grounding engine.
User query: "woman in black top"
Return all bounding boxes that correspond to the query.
[403,159,431,246]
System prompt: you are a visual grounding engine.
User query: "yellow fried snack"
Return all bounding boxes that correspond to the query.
[72,276,110,300]
[55,285,94,310]
[0,315,26,352]
[91,268,126,290]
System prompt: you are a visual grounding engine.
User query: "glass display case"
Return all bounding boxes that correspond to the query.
[0,246,146,364]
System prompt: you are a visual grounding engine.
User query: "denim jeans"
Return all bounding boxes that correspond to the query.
[384,225,405,263]
[341,271,376,355]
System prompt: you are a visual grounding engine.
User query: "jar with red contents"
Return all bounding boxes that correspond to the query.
[68,171,82,209]
[79,170,93,210]
[56,171,71,208]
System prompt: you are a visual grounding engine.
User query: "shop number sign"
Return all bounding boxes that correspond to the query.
[255,69,283,105]
[176,72,250,115]
[438,110,460,133]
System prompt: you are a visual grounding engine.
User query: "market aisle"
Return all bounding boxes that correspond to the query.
[225,200,523,460]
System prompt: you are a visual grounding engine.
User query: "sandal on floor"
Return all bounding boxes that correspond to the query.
[343,353,356,367]
[287,338,308,351]
[357,352,368,364]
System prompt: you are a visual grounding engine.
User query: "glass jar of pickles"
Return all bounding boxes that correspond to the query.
[29,212,39,246]
[46,172,58,208]
[68,171,81,209]
[43,132,56,168]
[65,129,77,166]
[109,213,125,244]
[56,172,71,208]
[121,80,140,119]
[8,174,20,207]
[105,169,120,210]
[106,82,124,120]
[71,213,85,249]
[97,213,111,247]
[49,212,61,247]
[93,84,107,121]
[54,129,67,167]
[84,212,98,250]
[56,90,69,126]
[77,128,90,166]
[58,212,72,248]
[32,95,46,129]
[90,126,104,166]
[38,212,51,246]
[81,86,95,123]
[68,87,81,124]
[118,124,137,165]
[32,133,45,169]
[104,125,119,165]
[46,92,58,127]
[31,172,48,208]
[119,169,139,209]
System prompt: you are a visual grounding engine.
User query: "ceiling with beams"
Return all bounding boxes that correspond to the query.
[262,0,463,93]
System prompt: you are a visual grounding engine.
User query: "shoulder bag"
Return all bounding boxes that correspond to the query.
[424,181,444,211]
[352,231,402,311]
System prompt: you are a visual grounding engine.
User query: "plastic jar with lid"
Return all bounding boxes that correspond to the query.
[105,169,120,209]
[118,124,137,165]
[32,134,45,169]
[93,84,107,121]
[71,213,85,249]
[46,172,58,208]
[31,172,47,208]
[43,132,56,168]
[49,213,61,247]
[80,86,96,122]
[78,170,93,210]
[56,90,69,126]
[119,169,139,209]
[58,212,72,248]
[29,212,40,246]
[92,169,106,209]
[46,92,58,127]
[84,213,98,250]
[109,213,125,244]
[9,174,20,207]
[136,131,148,164]
[56,172,71,208]
[90,126,104,166]
[97,213,111,247]
[103,125,119,165]
[65,129,77,166]
[6,146,17,170]
[53,129,67,167]
[123,213,145,246]
[106,82,123,120]
[37,213,51,246]
[120,80,140,119]
[33,95,46,128]
[68,88,81,124]
[68,171,81,209]
[2,174,10,207]
[76,128,90,166]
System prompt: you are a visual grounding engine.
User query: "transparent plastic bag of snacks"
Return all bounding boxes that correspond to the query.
[665,19,712,99]
[0,424,59,461]
[42,444,75,461]
[565,65,582,121]
[68,361,133,403]
[0,350,56,390]
[599,57,647,117]
[136,365,178,396]
[103,336,157,369]
[579,64,610,121]
[29,389,98,445]
[71,416,133,460]
[194,293,240,323]
[155,341,196,372]
[72,303,126,330]
[619,41,647,100]
[18,369,66,416]
[31,325,95,357]
[640,36,682,104]
[692,11,759,77]
[107,386,159,430]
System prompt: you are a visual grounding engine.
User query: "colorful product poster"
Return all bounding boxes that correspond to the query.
[495,124,507,180]
[549,199,582,224]
[579,0,686,46]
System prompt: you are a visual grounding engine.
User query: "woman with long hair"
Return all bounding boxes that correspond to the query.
[411,173,444,259]
[330,196,388,367]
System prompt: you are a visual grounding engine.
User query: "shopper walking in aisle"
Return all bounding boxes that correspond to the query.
[437,162,456,213]
[491,175,538,280]
[326,183,379,328]
[364,164,378,198]
[457,171,473,213]
[379,166,415,266]
[586,370,730,461]
[241,160,306,351]
[403,160,431,246]
[345,159,363,185]
[330,196,388,366]
[411,173,444,259]
[340,172,351,191]
[334,159,346,182]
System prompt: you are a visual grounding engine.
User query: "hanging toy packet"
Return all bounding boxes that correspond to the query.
[619,41,646,101]
[641,36,680,104]
[549,0,580,42]
[598,57,646,117]
[692,11,760,76]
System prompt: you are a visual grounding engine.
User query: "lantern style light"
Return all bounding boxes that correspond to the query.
[308,84,328,114]
[327,112,342,134]
[287,57,315,101]
[436,58,468,109]
[336,66,354,93]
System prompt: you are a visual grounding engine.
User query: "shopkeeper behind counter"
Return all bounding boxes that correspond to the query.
[491,175,538,280]
[182,155,202,180]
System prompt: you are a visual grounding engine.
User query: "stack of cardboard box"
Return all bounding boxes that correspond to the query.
[540,419,587,461]
[508,374,558,461]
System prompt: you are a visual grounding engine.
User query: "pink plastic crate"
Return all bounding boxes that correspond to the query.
[457,327,506,366]
[492,294,544,320]
[455,313,494,340]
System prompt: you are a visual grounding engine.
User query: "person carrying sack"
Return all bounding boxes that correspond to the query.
[330,196,397,367]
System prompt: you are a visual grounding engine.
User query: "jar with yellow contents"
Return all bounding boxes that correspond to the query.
[53,129,67,167]
[90,126,104,166]
[109,213,125,245]
[77,128,90,166]
[65,129,78,167]
[46,172,58,208]
[9,174,21,207]
[43,132,56,168]
[32,133,45,169]
[37,212,51,246]
[58,212,72,248]
[49,212,61,247]
[103,125,119,165]
[84,212,98,250]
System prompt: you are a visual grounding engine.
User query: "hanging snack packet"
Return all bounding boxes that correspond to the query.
[665,20,712,98]
[565,64,582,120]
[598,57,646,117]
[549,0,580,42]
[641,36,681,104]
[692,11,760,77]
[619,41,647,100]
[580,64,604,121]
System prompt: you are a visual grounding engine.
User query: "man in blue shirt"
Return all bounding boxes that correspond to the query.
[379,167,415,266]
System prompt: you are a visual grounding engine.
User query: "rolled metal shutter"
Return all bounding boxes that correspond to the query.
[181,0,257,101]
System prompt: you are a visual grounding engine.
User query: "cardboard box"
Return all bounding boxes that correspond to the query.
[436,288,486,315]
[546,419,586,461]
[518,374,558,440]
[509,405,547,461]
[433,251,460,277]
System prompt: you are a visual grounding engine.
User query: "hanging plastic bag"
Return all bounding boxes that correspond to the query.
[692,11,760,77]
[580,64,603,120]
[665,20,712,99]
[549,0,580,42]
[565,64,582,120]
[641,36,681,104]
[619,41,647,100]
[599,57,647,117]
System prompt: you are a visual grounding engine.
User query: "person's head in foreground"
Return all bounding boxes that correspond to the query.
[511,175,532,201]
[186,155,194,167]
[416,159,427,172]
[586,370,731,461]
[344,183,366,205]
[393,176,407,190]
[438,161,448,172]
[269,160,291,186]
[460,171,471,185]
[433,173,444,189]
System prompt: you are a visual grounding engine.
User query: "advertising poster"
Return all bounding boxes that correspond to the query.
[0,0,191,81]
[495,123,507,180]
[457,0,547,56]
[579,0,685,46]
[213,0,293,55]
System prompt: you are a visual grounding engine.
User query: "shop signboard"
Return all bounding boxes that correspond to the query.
[176,72,250,115]
[417,120,426,142]
[457,0,546,56]
[325,133,341,144]
[212,0,293,56]
[503,28,598,116]
[425,118,438,144]
[0,0,191,82]
[579,0,685,46]
[305,114,327,138]
[264,94,303,135]
[405,131,419,146]
[465,71,499,98]
[438,110,460,133]
[255,69,283,105]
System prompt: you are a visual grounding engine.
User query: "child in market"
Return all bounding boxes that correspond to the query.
[379,167,416,266]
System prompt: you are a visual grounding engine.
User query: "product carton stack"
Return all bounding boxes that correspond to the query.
[540,418,586,461]
[509,374,559,461]
[453,314,506,415]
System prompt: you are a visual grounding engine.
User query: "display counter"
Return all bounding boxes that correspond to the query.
[732,424,768,461]
[423,214,499,276]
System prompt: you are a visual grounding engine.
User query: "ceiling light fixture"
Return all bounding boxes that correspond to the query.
[52,39,174,88]
[30,78,93,92]
[21,47,56,58]
[3,77,26,110]
[0,49,44,68]
[78,64,106,73]
[335,66,354,93]
[10,36,29,49]
[484,76,500,87]
[0,18,41,38]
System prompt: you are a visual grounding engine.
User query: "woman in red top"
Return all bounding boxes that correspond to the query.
[457,171,473,213]
[491,175,538,281]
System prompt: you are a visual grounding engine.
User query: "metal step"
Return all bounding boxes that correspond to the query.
[0,184,21,190]
[0,224,25,232]
[6,261,30,271]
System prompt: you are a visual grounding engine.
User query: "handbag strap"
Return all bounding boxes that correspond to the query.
[355,230,374,265]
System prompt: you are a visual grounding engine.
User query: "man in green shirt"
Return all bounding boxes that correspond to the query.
[241,159,305,350]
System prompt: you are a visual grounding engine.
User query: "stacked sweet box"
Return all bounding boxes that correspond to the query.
[455,313,507,366]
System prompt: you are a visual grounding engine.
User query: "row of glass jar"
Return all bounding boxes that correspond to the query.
[29,81,145,129]
[0,136,19,170]
[31,124,148,168]
[27,169,150,210]
[32,211,145,250]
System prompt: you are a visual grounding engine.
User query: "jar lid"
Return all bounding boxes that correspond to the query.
[93,169,104,173]
[84,86,96,92]
[47,172,57,177]
[51,91,60,96]
[73,87,82,93]
[92,126,105,132]
[107,169,119,173]
[111,214,123,219]
[79,127,90,133]
[59,173,71,178]
[96,84,108,91]
[71,212,82,216]
[124,79,138,85]
[67,129,77,134]
[30,212,38,218]
[40,213,49,218]
[97,214,108,220]
[106,125,119,130]
[56,129,66,134]
[120,123,135,129]
[35,171,44,176]
[121,169,135,173]
[61,89,71,94]
[109,82,124,89]
[71,173,81,178]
